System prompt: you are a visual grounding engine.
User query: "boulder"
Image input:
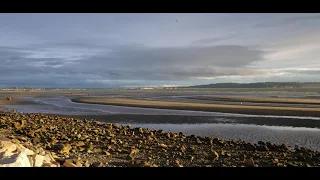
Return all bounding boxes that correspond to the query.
[0,138,32,167]
[0,138,58,167]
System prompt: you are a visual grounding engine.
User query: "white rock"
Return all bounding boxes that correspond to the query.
[0,151,31,167]
[0,139,31,167]
[0,138,58,167]
[0,140,18,158]
[43,162,59,167]
[34,155,45,167]
[16,144,34,156]
[43,153,55,163]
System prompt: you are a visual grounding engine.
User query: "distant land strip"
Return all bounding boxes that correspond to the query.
[72,97,320,117]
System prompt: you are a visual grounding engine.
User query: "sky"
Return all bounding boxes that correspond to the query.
[1,13,320,88]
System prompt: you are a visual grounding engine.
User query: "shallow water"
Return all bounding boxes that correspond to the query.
[4,96,320,151]
[6,96,320,120]
[124,123,320,151]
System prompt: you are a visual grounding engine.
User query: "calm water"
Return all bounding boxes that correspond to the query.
[4,96,320,151]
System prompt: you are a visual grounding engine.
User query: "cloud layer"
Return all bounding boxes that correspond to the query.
[1,13,320,87]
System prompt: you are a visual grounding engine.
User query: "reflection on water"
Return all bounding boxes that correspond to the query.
[124,123,320,151]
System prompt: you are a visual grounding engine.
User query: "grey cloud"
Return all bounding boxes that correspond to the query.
[190,34,239,45]
[68,44,266,80]
[0,43,266,87]
[101,44,264,68]
[282,69,320,75]
[254,14,320,29]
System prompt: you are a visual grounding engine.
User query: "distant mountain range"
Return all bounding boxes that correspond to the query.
[187,82,320,88]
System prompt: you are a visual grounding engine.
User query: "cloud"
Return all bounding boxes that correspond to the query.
[1,14,320,87]
[0,43,266,87]
[254,14,320,29]
[190,34,239,45]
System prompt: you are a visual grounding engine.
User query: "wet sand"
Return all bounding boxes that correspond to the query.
[72,97,320,117]
[186,96,320,104]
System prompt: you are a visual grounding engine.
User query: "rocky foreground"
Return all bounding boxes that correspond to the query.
[0,111,319,167]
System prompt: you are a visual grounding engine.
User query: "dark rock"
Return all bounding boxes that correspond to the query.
[280,144,290,150]
[212,151,219,161]
[257,141,265,146]
[244,158,255,167]
[91,161,103,167]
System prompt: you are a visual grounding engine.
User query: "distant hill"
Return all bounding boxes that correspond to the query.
[187,82,320,88]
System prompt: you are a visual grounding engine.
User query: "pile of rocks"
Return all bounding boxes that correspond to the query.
[0,112,319,167]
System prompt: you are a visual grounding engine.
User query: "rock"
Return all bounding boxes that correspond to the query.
[180,145,186,153]
[261,145,269,151]
[305,163,312,167]
[196,138,202,144]
[75,141,85,147]
[143,161,158,167]
[159,144,167,148]
[244,158,255,167]
[172,134,178,138]
[84,161,90,167]
[0,138,33,167]
[212,151,219,161]
[190,156,194,162]
[60,144,72,154]
[147,136,153,141]
[0,139,18,157]
[287,163,298,167]
[91,161,103,167]
[280,144,290,152]
[104,151,111,156]
[33,137,41,144]
[175,160,183,167]
[93,129,99,134]
[43,153,55,163]
[130,149,139,156]
[277,163,286,167]
[42,162,59,167]
[138,128,144,134]
[16,136,27,142]
[33,154,45,167]
[272,159,279,164]
[15,144,34,156]
[87,143,94,151]
[93,148,103,153]
[75,160,83,167]
[63,161,77,167]
[13,120,25,130]
[257,141,265,146]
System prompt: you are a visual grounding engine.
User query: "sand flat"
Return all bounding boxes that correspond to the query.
[73,97,320,117]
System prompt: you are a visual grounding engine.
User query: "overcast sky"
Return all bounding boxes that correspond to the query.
[1,13,320,87]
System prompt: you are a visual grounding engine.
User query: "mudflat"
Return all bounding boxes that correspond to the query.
[72,97,320,117]
[187,96,320,104]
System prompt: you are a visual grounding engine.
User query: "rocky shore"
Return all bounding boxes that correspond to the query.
[0,111,319,167]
